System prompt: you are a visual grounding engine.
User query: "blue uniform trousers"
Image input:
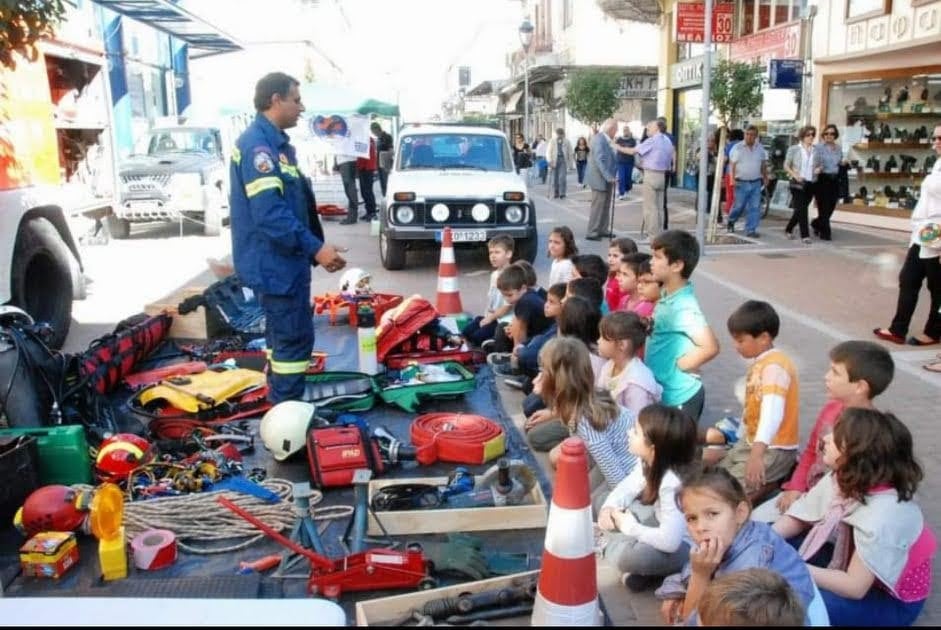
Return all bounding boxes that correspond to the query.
[261,290,314,403]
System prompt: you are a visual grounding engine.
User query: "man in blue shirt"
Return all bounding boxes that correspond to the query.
[230,72,347,402]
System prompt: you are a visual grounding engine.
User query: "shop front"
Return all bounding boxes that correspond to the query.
[671,56,709,190]
[813,0,941,230]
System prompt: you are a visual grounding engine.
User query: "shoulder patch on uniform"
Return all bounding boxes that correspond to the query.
[253,150,275,174]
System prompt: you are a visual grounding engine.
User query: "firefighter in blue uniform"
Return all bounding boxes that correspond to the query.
[230,72,347,402]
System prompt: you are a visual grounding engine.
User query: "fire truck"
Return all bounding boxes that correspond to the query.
[0,20,117,348]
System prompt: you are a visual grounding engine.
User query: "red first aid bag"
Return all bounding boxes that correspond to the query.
[306,425,385,488]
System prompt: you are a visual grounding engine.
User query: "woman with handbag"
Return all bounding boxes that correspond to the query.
[784,126,821,243]
[811,124,845,241]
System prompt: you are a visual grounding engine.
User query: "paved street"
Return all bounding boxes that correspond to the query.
[65,173,941,624]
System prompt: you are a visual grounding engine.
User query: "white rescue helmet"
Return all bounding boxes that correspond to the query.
[259,400,316,461]
[338,267,372,298]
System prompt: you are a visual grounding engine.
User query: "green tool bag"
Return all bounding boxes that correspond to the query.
[378,361,475,412]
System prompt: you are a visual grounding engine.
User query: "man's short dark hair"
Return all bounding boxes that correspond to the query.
[650,230,700,279]
[727,300,780,339]
[829,340,894,397]
[370,121,381,131]
[254,72,300,112]
[655,118,667,132]
[745,124,759,134]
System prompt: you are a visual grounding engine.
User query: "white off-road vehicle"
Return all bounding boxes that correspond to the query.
[379,123,537,270]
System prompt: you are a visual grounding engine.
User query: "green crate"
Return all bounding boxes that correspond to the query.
[0,425,92,485]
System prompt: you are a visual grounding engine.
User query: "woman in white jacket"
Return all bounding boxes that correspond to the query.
[783,126,822,243]
[874,124,941,356]
[597,404,697,592]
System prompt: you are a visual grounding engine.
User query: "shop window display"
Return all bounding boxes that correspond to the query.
[829,74,941,215]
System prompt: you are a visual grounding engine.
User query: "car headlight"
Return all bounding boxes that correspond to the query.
[471,203,490,222]
[505,205,524,223]
[430,203,449,222]
[395,205,415,223]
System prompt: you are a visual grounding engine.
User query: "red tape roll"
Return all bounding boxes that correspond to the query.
[410,413,505,465]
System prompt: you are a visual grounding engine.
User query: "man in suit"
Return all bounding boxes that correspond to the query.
[585,118,618,240]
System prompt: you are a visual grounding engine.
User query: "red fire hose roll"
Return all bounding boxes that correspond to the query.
[410,413,506,466]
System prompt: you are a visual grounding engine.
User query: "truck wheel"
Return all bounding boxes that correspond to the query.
[107,214,130,239]
[379,226,406,270]
[515,235,537,263]
[11,217,74,348]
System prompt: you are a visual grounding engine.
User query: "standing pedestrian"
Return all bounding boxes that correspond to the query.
[230,72,346,403]
[574,136,590,187]
[512,132,533,182]
[811,124,844,241]
[617,119,675,240]
[585,118,618,241]
[533,134,549,184]
[547,127,574,199]
[615,125,636,200]
[336,149,359,225]
[355,135,378,221]
[726,125,769,238]
[874,124,941,350]
[371,121,394,198]
[783,126,821,243]
[658,116,676,230]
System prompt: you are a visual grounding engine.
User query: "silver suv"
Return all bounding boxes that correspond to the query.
[379,124,537,270]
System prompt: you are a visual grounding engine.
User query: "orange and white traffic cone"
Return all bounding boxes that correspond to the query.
[435,226,464,315]
[531,437,600,626]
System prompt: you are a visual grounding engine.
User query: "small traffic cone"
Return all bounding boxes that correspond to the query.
[435,226,464,315]
[531,437,600,626]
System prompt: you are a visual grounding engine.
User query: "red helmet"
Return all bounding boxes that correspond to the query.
[14,485,91,537]
[95,433,154,482]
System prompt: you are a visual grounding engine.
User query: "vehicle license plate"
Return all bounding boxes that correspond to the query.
[128,201,161,214]
[450,230,487,242]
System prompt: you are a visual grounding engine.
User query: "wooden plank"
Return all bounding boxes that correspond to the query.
[367,475,548,536]
[355,570,540,626]
[144,287,207,340]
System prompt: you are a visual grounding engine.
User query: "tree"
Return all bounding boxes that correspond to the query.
[705,58,764,241]
[565,69,622,127]
[0,1,66,70]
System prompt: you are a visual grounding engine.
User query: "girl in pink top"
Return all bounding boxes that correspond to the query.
[596,311,662,417]
[617,253,655,318]
[773,408,935,627]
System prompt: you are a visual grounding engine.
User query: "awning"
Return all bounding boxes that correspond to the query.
[300,84,400,117]
[92,0,242,58]
[500,90,523,115]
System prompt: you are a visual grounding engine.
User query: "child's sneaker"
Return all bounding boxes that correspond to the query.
[480,339,496,354]
[714,415,742,445]
[486,352,512,368]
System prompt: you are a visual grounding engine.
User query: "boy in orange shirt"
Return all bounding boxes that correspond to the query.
[716,300,799,502]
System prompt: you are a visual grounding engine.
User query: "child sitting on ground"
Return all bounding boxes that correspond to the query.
[548,226,577,286]
[597,311,662,417]
[712,301,800,504]
[773,408,934,627]
[697,568,806,627]
[606,237,638,311]
[523,295,603,453]
[645,230,719,422]
[487,264,550,354]
[617,253,655,317]
[510,282,566,380]
[513,259,546,299]
[462,234,514,346]
[656,467,820,626]
[567,277,605,315]
[536,337,637,513]
[598,404,696,592]
[751,340,894,522]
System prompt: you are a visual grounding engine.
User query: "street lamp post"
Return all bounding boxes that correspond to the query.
[518,19,534,142]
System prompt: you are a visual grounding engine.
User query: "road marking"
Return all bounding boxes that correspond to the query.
[696,267,941,388]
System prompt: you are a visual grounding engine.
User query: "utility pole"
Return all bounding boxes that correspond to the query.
[695,0,714,249]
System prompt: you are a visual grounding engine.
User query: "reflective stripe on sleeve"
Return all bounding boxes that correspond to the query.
[281,164,299,178]
[245,176,283,197]
[232,147,241,164]
[269,358,310,375]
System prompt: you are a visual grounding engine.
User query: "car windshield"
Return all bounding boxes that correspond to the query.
[134,129,218,156]
[397,133,512,171]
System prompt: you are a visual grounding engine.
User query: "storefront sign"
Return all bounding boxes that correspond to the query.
[616,75,657,99]
[730,22,802,65]
[768,59,803,90]
[671,56,704,89]
[676,1,734,43]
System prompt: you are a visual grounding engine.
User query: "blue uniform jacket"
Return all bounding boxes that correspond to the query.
[230,114,325,296]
